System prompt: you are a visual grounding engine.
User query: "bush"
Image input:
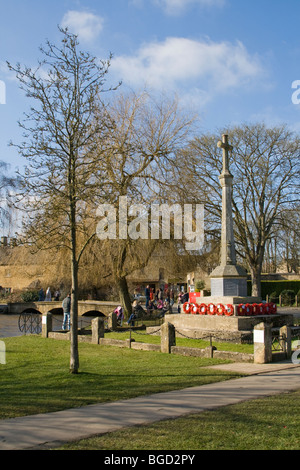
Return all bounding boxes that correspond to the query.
[280,289,295,306]
[269,291,278,303]
[20,290,39,302]
[195,280,205,292]
[247,280,300,300]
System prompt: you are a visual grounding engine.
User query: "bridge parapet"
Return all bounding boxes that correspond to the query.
[6,301,120,317]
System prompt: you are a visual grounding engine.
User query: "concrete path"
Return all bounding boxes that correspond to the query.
[0,361,299,450]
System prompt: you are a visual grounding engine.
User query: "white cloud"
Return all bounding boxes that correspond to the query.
[134,0,225,15]
[129,0,144,7]
[61,11,104,43]
[112,37,265,103]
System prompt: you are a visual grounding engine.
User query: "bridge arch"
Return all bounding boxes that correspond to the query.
[81,310,106,317]
[21,307,41,315]
[47,307,63,315]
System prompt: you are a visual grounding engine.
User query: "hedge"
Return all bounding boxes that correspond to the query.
[247,280,300,299]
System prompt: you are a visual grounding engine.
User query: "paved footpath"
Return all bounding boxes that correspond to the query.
[0,362,299,450]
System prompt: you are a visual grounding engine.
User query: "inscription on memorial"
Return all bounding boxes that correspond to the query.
[211,278,248,297]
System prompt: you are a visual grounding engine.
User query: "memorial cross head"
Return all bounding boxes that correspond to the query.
[217,134,233,173]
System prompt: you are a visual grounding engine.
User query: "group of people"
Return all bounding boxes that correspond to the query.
[61,288,190,332]
[55,285,190,333]
[113,301,146,327]
[145,285,190,314]
[113,286,181,328]
[144,285,176,307]
[38,287,61,302]
[176,291,189,313]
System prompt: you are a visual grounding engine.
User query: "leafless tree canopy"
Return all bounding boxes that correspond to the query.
[175,123,300,296]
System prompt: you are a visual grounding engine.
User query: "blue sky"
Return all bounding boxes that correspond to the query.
[1,0,300,172]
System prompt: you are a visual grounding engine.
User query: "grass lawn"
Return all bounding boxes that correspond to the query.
[0,335,241,420]
[1,335,299,451]
[106,330,254,354]
[58,390,300,451]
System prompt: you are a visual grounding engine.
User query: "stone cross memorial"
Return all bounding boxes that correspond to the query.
[209,134,248,298]
[163,133,295,352]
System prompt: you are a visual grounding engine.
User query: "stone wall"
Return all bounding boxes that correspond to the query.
[43,312,297,364]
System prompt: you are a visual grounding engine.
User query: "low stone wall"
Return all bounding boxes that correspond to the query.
[131,342,161,352]
[99,338,131,348]
[43,313,292,364]
[47,331,252,361]
[161,313,295,345]
[101,338,253,361]
[48,331,92,343]
[213,350,254,362]
[170,346,253,362]
[49,331,70,341]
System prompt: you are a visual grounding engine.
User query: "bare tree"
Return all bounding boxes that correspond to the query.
[177,123,300,297]
[93,90,196,313]
[274,205,300,274]
[7,28,118,373]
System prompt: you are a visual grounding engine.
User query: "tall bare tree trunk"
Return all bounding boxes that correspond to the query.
[69,180,79,374]
[70,256,79,374]
[116,276,132,317]
[249,265,262,298]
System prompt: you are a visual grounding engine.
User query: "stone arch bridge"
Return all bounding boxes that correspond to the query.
[2,301,120,317]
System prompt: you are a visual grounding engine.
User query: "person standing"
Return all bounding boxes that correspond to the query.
[38,288,45,301]
[54,289,61,301]
[145,285,150,309]
[62,293,71,331]
[45,287,52,301]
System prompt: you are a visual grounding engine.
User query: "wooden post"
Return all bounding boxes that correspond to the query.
[108,312,117,331]
[280,325,292,359]
[161,322,176,354]
[254,322,272,364]
[92,317,105,344]
[42,312,52,338]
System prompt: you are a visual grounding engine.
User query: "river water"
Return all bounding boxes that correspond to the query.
[0,314,94,338]
[0,315,23,338]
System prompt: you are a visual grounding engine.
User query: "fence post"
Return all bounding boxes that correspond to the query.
[161,322,176,354]
[42,312,52,338]
[92,317,105,344]
[108,312,118,331]
[253,322,272,364]
[279,325,292,359]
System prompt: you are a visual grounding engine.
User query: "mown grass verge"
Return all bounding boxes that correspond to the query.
[0,335,241,420]
[58,390,300,451]
[106,330,254,354]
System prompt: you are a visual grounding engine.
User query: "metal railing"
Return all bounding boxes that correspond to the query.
[18,312,42,335]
